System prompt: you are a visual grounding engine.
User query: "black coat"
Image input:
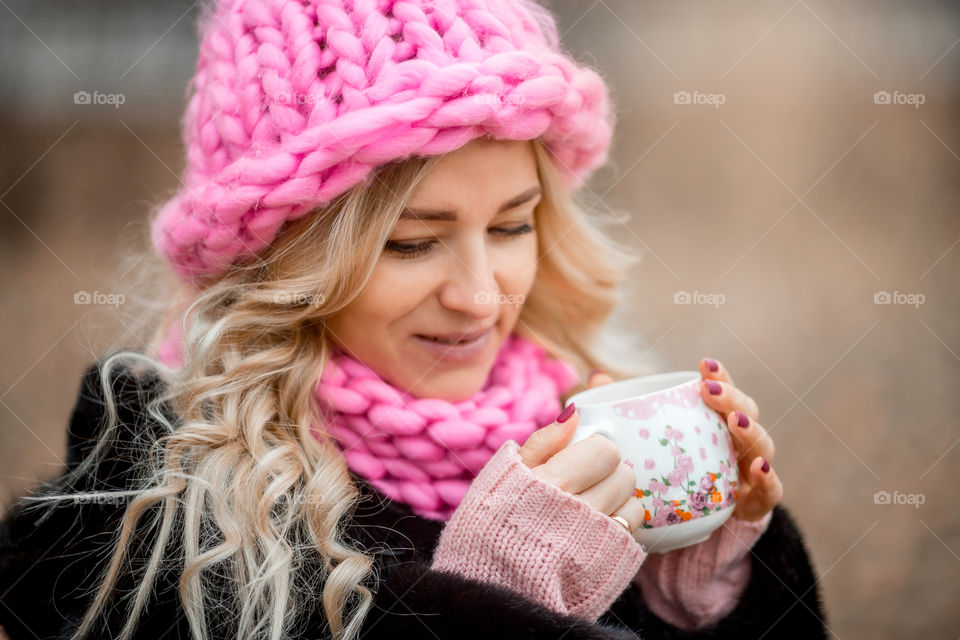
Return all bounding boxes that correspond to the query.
[0,358,829,639]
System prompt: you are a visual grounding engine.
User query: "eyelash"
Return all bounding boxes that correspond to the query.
[384,223,536,259]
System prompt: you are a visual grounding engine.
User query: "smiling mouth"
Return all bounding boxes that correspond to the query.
[416,333,482,345]
[414,326,494,345]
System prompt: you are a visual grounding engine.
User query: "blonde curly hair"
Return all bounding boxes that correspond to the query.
[20,137,651,640]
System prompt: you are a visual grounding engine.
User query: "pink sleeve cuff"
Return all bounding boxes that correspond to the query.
[430,439,647,621]
[635,509,774,630]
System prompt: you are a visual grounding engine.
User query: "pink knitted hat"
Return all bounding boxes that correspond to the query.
[151,0,615,283]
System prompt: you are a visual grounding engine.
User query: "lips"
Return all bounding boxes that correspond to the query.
[415,326,494,344]
[412,325,496,363]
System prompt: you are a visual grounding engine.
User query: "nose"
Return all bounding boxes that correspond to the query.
[438,243,499,318]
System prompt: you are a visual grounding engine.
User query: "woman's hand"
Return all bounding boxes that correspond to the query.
[697,358,783,521]
[517,392,645,535]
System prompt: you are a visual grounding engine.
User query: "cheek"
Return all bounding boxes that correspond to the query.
[356,261,439,327]
[496,235,538,296]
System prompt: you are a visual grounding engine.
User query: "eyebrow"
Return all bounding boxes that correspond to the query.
[398,185,542,222]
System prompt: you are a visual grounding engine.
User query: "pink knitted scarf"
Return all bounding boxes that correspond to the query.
[312,333,579,521]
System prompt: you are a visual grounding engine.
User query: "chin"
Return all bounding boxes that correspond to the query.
[399,331,503,401]
[408,351,498,401]
[408,365,488,402]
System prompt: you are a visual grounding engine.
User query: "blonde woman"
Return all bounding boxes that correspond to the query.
[0,1,826,639]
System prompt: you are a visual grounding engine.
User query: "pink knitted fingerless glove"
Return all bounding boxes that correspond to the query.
[430,439,646,621]
[635,509,774,630]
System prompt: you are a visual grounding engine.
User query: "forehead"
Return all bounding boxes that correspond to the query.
[399,185,541,222]
[404,138,540,212]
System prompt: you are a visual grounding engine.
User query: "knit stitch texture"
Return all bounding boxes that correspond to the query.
[635,509,774,629]
[150,0,615,282]
[430,438,773,626]
[313,332,579,520]
[430,438,647,621]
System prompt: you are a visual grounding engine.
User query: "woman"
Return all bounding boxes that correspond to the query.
[0,0,827,638]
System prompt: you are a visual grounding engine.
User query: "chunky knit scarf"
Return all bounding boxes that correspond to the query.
[312,333,580,521]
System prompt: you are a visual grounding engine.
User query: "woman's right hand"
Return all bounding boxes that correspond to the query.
[517,395,645,535]
[430,370,649,621]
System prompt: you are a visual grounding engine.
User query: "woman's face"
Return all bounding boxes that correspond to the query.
[326,137,541,401]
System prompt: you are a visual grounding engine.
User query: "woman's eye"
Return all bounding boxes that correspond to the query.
[492,222,535,238]
[384,240,433,259]
[384,223,535,259]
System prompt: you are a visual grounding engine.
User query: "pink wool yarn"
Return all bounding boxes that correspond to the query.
[313,333,579,520]
[150,0,615,283]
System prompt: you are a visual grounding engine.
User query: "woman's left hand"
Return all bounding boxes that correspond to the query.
[587,361,783,523]
[697,357,782,522]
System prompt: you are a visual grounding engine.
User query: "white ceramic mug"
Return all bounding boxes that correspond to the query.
[563,371,739,553]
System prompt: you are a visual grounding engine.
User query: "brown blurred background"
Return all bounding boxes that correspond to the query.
[1,0,958,637]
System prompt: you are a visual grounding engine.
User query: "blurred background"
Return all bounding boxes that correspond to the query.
[1,0,958,637]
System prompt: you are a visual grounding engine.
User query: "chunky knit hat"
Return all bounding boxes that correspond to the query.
[150,0,615,283]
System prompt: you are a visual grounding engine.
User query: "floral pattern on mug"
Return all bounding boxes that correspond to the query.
[635,419,739,529]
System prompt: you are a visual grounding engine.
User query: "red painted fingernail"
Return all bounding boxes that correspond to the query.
[705,358,719,372]
[706,380,722,395]
[736,411,750,428]
[557,402,576,423]
[761,458,770,473]
[589,368,604,378]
